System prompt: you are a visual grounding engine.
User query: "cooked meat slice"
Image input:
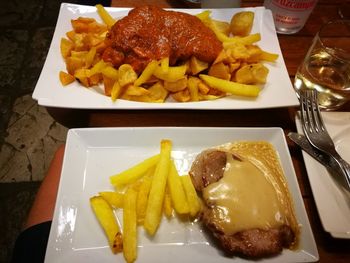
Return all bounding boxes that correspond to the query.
[189,149,227,191]
[202,207,295,257]
[189,148,296,258]
[103,6,222,73]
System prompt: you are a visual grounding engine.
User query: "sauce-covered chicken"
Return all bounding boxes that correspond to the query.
[103,6,222,73]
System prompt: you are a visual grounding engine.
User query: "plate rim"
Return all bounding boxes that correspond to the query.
[295,111,350,239]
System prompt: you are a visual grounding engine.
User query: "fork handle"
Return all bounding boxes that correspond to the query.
[330,153,350,192]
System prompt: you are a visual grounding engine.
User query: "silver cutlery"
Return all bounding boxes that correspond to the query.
[288,132,350,191]
[299,89,350,193]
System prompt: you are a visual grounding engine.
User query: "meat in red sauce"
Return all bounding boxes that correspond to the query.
[103,6,222,73]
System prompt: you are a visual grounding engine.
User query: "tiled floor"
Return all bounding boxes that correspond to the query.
[0,1,112,262]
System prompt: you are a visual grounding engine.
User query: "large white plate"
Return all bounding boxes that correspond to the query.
[295,112,350,239]
[45,127,318,262]
[33,3,298,109]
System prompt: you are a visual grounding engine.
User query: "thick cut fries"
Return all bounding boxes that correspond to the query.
[61,7,279,104]
[136,175,153,224]
[99,191,124,208]
[181,175,201,217]
[90,139,204,263]
[123,187,138,263]
[199,74,260,97]
[144,140,172,235]
[90,196,123,253]
[163,186,173,218]
[167,160,190,214]
[96,4,116,27]
[110,154,160,187]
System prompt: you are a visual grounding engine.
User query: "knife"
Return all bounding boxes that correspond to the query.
[288,132,334,170]
[288,132,350,193]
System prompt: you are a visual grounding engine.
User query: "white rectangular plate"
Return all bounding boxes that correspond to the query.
[45,127,318,262]
[295,112,350,239]
[33,3,298,109]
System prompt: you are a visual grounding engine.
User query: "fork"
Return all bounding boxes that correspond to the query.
[300,89,350,192]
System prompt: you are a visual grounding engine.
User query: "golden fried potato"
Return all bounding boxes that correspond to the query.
[110,154,160,188]
[167,160,190,214]
[123,188,138,263]
[171,89,191,102]
[190,56,208,75]
[235,63,269,84]
[212,19,231,36]
[134,60,158,86]
[90,196,123,254]
[181,175,201,217]
[187,76,200,102]
[144,140,172,235]
[200,74,260,97]
[230,11,254,36]
[59,71,75,86]
[208,62,231,80]
[153,64,187,82]
[99,191,124,208]
[136,175,153,224]
[164,77,187,93]
[96,4,116,27]
[147,81,169,102]
[60,38,74,59]
[118,64,138,87]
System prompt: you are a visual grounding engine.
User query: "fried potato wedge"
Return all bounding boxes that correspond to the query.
[134,60,158,87]
[59,71,75,86]
[235,63,269,84]
[230,11,254,36]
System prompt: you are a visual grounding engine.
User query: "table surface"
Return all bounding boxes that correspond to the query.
[48,0,350,262]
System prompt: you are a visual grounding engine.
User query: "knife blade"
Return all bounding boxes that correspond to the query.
[288,132,334,170]
[288,132,350,193]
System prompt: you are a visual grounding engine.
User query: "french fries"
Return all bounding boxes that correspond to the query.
[90,196,123,253]
[123,187,138,263]
[90,139,204,262]
[181,175,201,217]
[60,6,278,103]
[110,154,160,187]
[99,191,124,208]
[144,140,172,235]
[167,160,190,214]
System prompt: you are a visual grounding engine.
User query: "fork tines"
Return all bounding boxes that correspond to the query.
[300,89,325,134]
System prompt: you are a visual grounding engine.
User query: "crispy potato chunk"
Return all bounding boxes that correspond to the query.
[230,11,254,36]
[235,63,269,84]
[208,62,231,80]
[59,71,75,86]
[164,77,187,93]
[118,64,138,88]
